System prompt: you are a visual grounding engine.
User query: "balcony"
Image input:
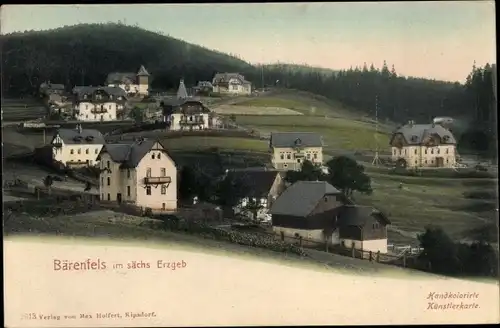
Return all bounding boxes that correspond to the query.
[144,176,171,184]
[179,116,205,125]
[294,152,306,158]
[91,107,108,114]
[53,142,62,148]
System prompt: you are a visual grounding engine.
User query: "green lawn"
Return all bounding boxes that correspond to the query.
[160,136,269,152]
[233,115,390,151]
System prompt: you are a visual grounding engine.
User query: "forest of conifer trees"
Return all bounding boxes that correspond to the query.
[1,23,496,157]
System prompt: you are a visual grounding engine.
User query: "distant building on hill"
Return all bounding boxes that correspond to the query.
[269,132,324,171]
[212,73,252,95]
[72,86,127,121]
[97,138,177,212]
[390,120,457,168]
[106,65,150,97]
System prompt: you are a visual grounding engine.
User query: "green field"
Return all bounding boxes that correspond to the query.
[160,136,269,152]
[232,115,390,152]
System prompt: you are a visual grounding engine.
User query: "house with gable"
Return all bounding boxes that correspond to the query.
[161,80,212,131]
[97,138,177,211]
[212,73,252,95]
[269,132,324,171]
[50,124,105,168]
[106,65,150,97]
[269,180,391,253]
[72,86,127,121]
[223,168,286,222]
[390,120,457,168]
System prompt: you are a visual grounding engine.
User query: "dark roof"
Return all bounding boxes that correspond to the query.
[336,205,391,226]
[106,72,137,85]
[270,132,323,148]
[391,123,457,145]
[72,86,127,100]
[212,73,251,85]
[269,181,341,217]
[161,98,210,114]
[97,139,172,168]
[137,65,150,76]
[41,83,65,90]
[55,128,105,145]
[226,170,280,198]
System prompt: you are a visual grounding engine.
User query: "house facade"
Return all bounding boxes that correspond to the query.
[390,121,457,168]
[97,138,177,211]
[50,125,105,168]
[212,73,252,95]
[162,98,211,131]
[39,82,65,98]
[106,65,150,97]
[72,86,127,122]
[270,132,324,171]
[335,205,391,254]
[224,169,285,222]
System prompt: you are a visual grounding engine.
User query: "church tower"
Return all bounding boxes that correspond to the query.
[136,65,150,96]
[177,79,188,99]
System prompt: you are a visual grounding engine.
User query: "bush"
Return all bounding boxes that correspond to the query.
[417,225,498,277]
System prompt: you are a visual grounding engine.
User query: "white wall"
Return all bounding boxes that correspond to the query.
[391,145,456,168]
[340,238,388,254]
[135,147,177,211]
[52,136,103,167]
[213,80,251,95]
[75,102,117,121]
[169,113,210,131]
[233,197,269,220]
[271,146,323,171]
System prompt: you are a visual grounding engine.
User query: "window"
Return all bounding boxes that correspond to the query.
[85,149,89,154]
[107,161,110,169]
[431,149,434,155]
[146,186,151,195]
[307,153,311,159]
[157,153,161,159]
[127,186,131,197]
[101,193,104,200]
[286,154,291,160]
[280,154,284,160]
[446,148,449,154]
[446,159,449,163]
[437,148,440,154]
[86,115,88,119]
[161,185,167,195]
[109,115,112,119]
[393,149,396,155]
[414,149,417,155]
[399,149,402,155]
[283,164,288,168]
[127,169,131,179]
[70,149,74,155]
[152,153,155,159]
[161,168,166,176]
[415,160,418,164]
[107,193,110,201]
[403,149,406,155]
[146,168,152,177]
[424,149,427,154]
[101,177,104,185]
[314,153,318,159]
[107,177,110,186]
[95,149,98,154]
[324,196,328,202]
[297,159,301,163]
[425,160,427,164]
[77,148,81,154]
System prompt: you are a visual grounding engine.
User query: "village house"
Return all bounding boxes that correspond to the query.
[97,138,177,211]
[390,120,457,168]
[72,86,127,122]
[161,83,212,131]
[106,65,150,97]
[49,125,105,168]
[193,81,213,95]
[269,132,324,171]
[223,168,286,222]
[269,181,390,253]
[269,181,344,246]
[212,73,252,95]
[334,205,391,254]
[39,82,65,98]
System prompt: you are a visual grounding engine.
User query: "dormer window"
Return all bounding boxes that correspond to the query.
[294,138,302,146]
[410,135,418,142]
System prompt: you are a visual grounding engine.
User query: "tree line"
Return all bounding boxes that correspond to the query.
[2,23,496,155]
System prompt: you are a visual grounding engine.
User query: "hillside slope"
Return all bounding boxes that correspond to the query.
[1,23,254,95]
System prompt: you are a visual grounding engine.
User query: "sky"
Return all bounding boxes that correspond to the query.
[1,2,496,83]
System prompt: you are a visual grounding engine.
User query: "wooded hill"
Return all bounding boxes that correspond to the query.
[2,23,496,156]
